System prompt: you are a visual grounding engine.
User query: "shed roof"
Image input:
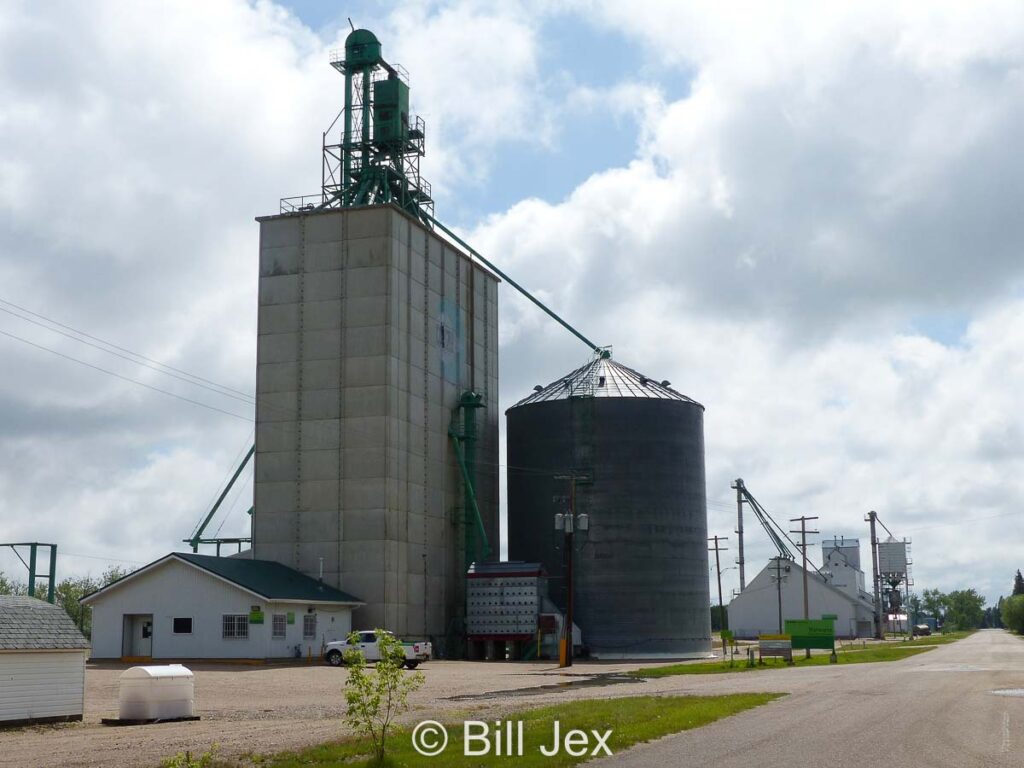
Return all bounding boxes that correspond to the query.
[0,596,90,651]
[81,553,363,606]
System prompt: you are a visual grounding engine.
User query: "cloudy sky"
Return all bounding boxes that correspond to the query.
[2,1,1023,605]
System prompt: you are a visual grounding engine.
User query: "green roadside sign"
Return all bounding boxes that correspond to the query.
[785,617,835,650]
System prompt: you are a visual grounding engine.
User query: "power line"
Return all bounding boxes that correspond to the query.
[0,302,627,480]
[0,314,607,479]
[213,463,254,538]
[0,327,252,421]
[0,313,757,485]
[190,429,255,540]
[0,304,258,407]
[49,551,145,565]
[0,297,255,400]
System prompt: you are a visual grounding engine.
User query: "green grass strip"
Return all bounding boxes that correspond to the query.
[633,643,935,678]
[250,693,783,768]
[894,630,973,646]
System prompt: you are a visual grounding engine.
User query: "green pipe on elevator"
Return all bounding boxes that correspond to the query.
[450,391,490,568]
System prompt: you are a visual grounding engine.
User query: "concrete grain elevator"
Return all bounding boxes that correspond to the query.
[252,29,499,650]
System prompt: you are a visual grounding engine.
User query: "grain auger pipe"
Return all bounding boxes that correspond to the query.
[423,212,604,357]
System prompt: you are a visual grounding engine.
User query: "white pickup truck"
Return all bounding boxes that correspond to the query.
[324,630,431,669]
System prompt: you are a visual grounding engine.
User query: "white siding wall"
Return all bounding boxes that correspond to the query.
[89,559,354,660]
[728,561,870,639]
[0,650,86,723]
[266,605,353,659]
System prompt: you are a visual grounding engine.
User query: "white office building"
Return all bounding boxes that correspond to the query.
[81,553,362,660]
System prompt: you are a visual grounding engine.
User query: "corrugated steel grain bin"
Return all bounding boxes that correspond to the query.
[506,355,712,659]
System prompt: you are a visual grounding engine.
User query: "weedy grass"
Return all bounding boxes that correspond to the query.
[895,630,973,646]
[632,643,935,678]
[246,693,782,768]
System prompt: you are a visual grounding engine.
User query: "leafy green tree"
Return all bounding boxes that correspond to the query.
[70,566,129,637]
[1002,595,1024,633]
[56,575,101,634]
[987,597,1005,628]
[1013,570,1024,596]
[944,589,985,630]
[710,605,728,632]
[921,588,946,624]
[2,565,130,636]
[0,571,27,596]
[343,630,425,764]
[906,593,922,625]
[0,571,17,595]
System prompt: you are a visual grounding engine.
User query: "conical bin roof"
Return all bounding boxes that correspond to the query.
[509,355,702,409]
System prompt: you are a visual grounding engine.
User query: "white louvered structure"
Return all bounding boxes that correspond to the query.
[465,562,546,638]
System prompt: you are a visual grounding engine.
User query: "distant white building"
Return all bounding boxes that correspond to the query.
[728,539,876,639]
[82,553,363,660]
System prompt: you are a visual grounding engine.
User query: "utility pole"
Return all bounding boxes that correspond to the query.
[790,516,819,659]
[771,557,785,633]
[866,511,883,639]
[708,536,728,640]
[866,511,884,639]
[904,577,912,640]
[554,473,590,668]
[731,479,746,591]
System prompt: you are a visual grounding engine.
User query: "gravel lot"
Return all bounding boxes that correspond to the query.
[0,642,923,768]
[0,658,679,767]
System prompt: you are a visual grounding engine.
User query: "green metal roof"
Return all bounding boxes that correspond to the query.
[81,553,363,606]
[175,553,363,603]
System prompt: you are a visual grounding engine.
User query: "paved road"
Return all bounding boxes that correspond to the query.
[593,630,1024,767]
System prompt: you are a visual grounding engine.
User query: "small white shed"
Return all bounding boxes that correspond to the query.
[0,596,90,726]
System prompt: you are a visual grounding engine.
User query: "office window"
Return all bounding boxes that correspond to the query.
[303,613,317,639]
[222,614,249,639]
[272,614,286,639]
[172,617,193,634]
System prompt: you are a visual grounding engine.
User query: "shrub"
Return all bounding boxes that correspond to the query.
[1001,595,1024,634]
[343,629,424,764]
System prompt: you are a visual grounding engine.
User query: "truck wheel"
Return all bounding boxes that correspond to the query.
[326,650,344,667]
[405,661,420,670]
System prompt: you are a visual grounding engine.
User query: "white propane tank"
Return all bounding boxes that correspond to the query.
[118,665,194,720]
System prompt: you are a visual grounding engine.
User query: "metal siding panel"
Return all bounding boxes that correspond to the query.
[507,396,712,657]
[254,208,498,648]
[0,651,85,721]
[87,560,267,658]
